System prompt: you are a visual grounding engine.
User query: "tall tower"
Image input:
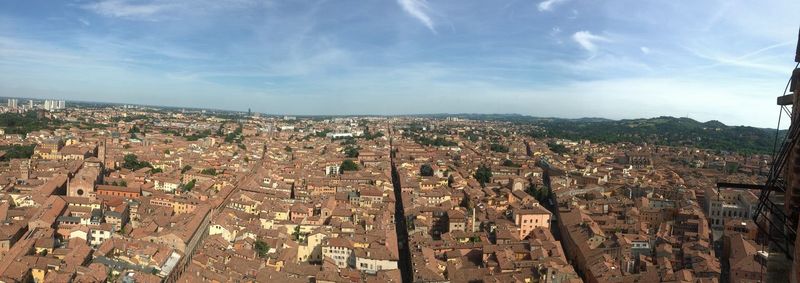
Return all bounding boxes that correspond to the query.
[792,28,800,283]
[755,27,800,283]
[98,139,106,165]
[18,159,30,180]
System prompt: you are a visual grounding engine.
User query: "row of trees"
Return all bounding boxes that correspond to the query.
[489,143,509,153]
[0,112,58,135]
[416,136,457,147]
[0,144,35,161]
[547,142,568,154]
[526,183,552,203]
[122,154,152,171]
[501,159,520,168]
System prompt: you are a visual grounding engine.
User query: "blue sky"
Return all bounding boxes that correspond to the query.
[0,0,797,127]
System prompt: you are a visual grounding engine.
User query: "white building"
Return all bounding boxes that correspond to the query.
[325,164,340,176]
[154,178,180,193]
[705,187,758,230]
[89,224,113,246]
[354,247,398,274]
[322,238,355,268]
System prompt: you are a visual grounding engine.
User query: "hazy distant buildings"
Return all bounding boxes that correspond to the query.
[6,98,17,109]
[4,98,66,111]
[43,99,66,111]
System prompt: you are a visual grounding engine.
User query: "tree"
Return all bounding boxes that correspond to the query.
[474,165,493,187]
[315,129,332,138]
[0,144,35,161]
[183,179,196,191]
[119,180,128,187]
[292,226,301,240]
[186,130,211,141]
[200,168,217,176]
[344,146,359,158]
[255,239,270,258]
[0,112,56,135]
[284,146,293,152]
[150,168,163,174]
[489,143,509,153]
[547,142,568,154]
[502,159,520,168]
[225,132,237,143]
[363,131,384,140]
[340,159,359,172]
[181,165,192,174]
[420,164,434,177]
[122,154,152,171]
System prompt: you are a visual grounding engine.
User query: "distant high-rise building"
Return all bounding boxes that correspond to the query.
[6,98,17,109]
[28,100,33,109]
[42,99,65,111]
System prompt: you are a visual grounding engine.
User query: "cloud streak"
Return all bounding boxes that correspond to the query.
[538,0,568,12]
[397,0,436,33]
[572,31,610,53]
[81,0,173,20]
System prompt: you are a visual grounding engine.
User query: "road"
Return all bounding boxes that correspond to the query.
[389,126,413,283]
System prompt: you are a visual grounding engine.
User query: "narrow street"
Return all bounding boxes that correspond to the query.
[389,129,413,283]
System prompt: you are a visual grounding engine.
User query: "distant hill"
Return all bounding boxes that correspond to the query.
[447,114,783,154]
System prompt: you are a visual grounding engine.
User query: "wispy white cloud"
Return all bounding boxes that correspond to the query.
[80,0,266,20]
[538,0,568,12]
[640,46,650,54]
[687,49,790,74]
[81,0,173,20]
[397,0,436,33]
[78,18,91,26]
[572,31,610,53]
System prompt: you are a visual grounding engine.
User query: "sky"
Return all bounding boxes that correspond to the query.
[0,0,798,127]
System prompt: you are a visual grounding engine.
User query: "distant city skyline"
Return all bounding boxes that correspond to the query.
[0,0,798,128]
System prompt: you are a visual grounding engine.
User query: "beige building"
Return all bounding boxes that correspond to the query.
[513,203,552,239]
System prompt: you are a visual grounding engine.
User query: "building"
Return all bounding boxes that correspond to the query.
[513,203,551,239]
[68,161,103,197]
[322,238,355,268]
[705,187,757,232]
[95,185,141,199]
